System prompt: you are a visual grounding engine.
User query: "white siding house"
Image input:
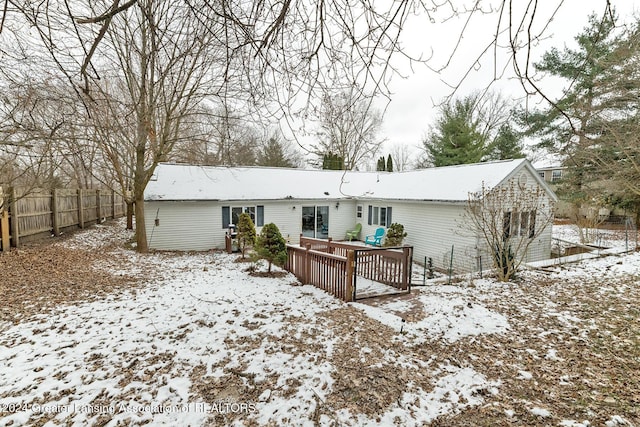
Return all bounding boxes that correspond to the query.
[144,159,557,272]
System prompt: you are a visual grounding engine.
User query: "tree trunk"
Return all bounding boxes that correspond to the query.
[134,192,148,252]
[126,200,134,230]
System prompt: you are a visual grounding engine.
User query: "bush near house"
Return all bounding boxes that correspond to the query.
[384,223,407,247]
[254,223,287,273]
[237,212,257,259]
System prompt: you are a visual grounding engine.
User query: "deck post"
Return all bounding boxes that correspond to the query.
[345,250,354,302]
[304,243,311,284]
[402,246,411,290]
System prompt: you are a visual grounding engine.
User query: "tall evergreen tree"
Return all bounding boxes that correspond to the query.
[487,123,523,160]
[376,156,386,171]
[422,96,487,167]
[257,134,301,168]
[386,154,393,172]
[322,152,344,170]
[525,13,640,218]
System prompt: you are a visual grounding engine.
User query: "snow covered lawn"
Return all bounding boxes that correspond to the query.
[1,221,638,426]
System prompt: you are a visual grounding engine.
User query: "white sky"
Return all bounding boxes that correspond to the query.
[371,0,640,164]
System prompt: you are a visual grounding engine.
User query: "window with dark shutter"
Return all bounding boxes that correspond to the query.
[222,206,230,229]
[257,205,264,226]
[386,207,392,227]
[368,205,372,225]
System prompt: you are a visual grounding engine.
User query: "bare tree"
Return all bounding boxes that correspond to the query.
[390,143,415,171]
[78,0,228,251]
[312,89,386,170]
[0,77,100,195]
[463,179,554,281]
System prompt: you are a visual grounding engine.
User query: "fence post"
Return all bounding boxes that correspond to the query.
[96,189,102,224]
[1,210,9,252]
[51,188,60,236]
[9,187,19,247]
[112,190,116,219]
[345,250,354,302]
[77,189,85,229]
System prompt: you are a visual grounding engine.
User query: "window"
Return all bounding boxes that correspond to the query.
[222,205,264,228]
[231,207,243,225]
[529,210,536,238]
[367,205,393,227]
[356,205,363,219]
[520,211,529,237]
[551,170,563,182]
[503,210,536,239]
[503,212,511,241]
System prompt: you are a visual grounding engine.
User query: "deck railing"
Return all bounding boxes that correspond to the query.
[286,236,413,301]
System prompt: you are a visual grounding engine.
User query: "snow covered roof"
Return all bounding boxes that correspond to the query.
[145,158,554,202]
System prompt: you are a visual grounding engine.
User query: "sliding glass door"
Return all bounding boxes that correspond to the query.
[301,205,329,239]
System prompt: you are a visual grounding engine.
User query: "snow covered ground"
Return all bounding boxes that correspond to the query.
[0,221,638,426]
[553,223,638,250]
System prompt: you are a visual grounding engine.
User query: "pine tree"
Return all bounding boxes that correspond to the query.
[322,152,344,170]
[376,156,386,171]
[422,96,488,167]
[386,154,393,172]
[488,124,523,160]
[255,223,288,273]
[257,134,301,167]
[525,13,640,220]
[237,212,256,258]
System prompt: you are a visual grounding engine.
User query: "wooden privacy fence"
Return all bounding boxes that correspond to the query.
[0,187,126,251]
[285,236,413,302]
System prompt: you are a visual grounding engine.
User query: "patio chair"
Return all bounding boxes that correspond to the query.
[365,227,385,246]
[345,223,362,241]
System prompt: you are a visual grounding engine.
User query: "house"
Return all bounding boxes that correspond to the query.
[144,158,557,272]
[536,165,566,184]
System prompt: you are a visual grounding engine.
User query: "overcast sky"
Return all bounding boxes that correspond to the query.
[376,0,640,164]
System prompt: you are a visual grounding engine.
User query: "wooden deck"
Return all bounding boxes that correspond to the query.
[285,236,413,302]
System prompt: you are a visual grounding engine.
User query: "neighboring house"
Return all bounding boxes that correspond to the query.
[536,165,566,185]
[144,159,557,272]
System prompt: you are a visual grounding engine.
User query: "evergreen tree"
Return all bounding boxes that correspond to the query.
[376,156,386,171]
[236,212,256,258]
[255,223,288,273]
[422,96,488,167]
[487,123,523,160]
[525,13,640,219]
[386,154,393,172]
[257,134,301,168]
[526,13,619,155]
[322,152,344,170]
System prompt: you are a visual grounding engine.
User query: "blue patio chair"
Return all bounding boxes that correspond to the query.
[345,223,362,241]
[365,227,385,246]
